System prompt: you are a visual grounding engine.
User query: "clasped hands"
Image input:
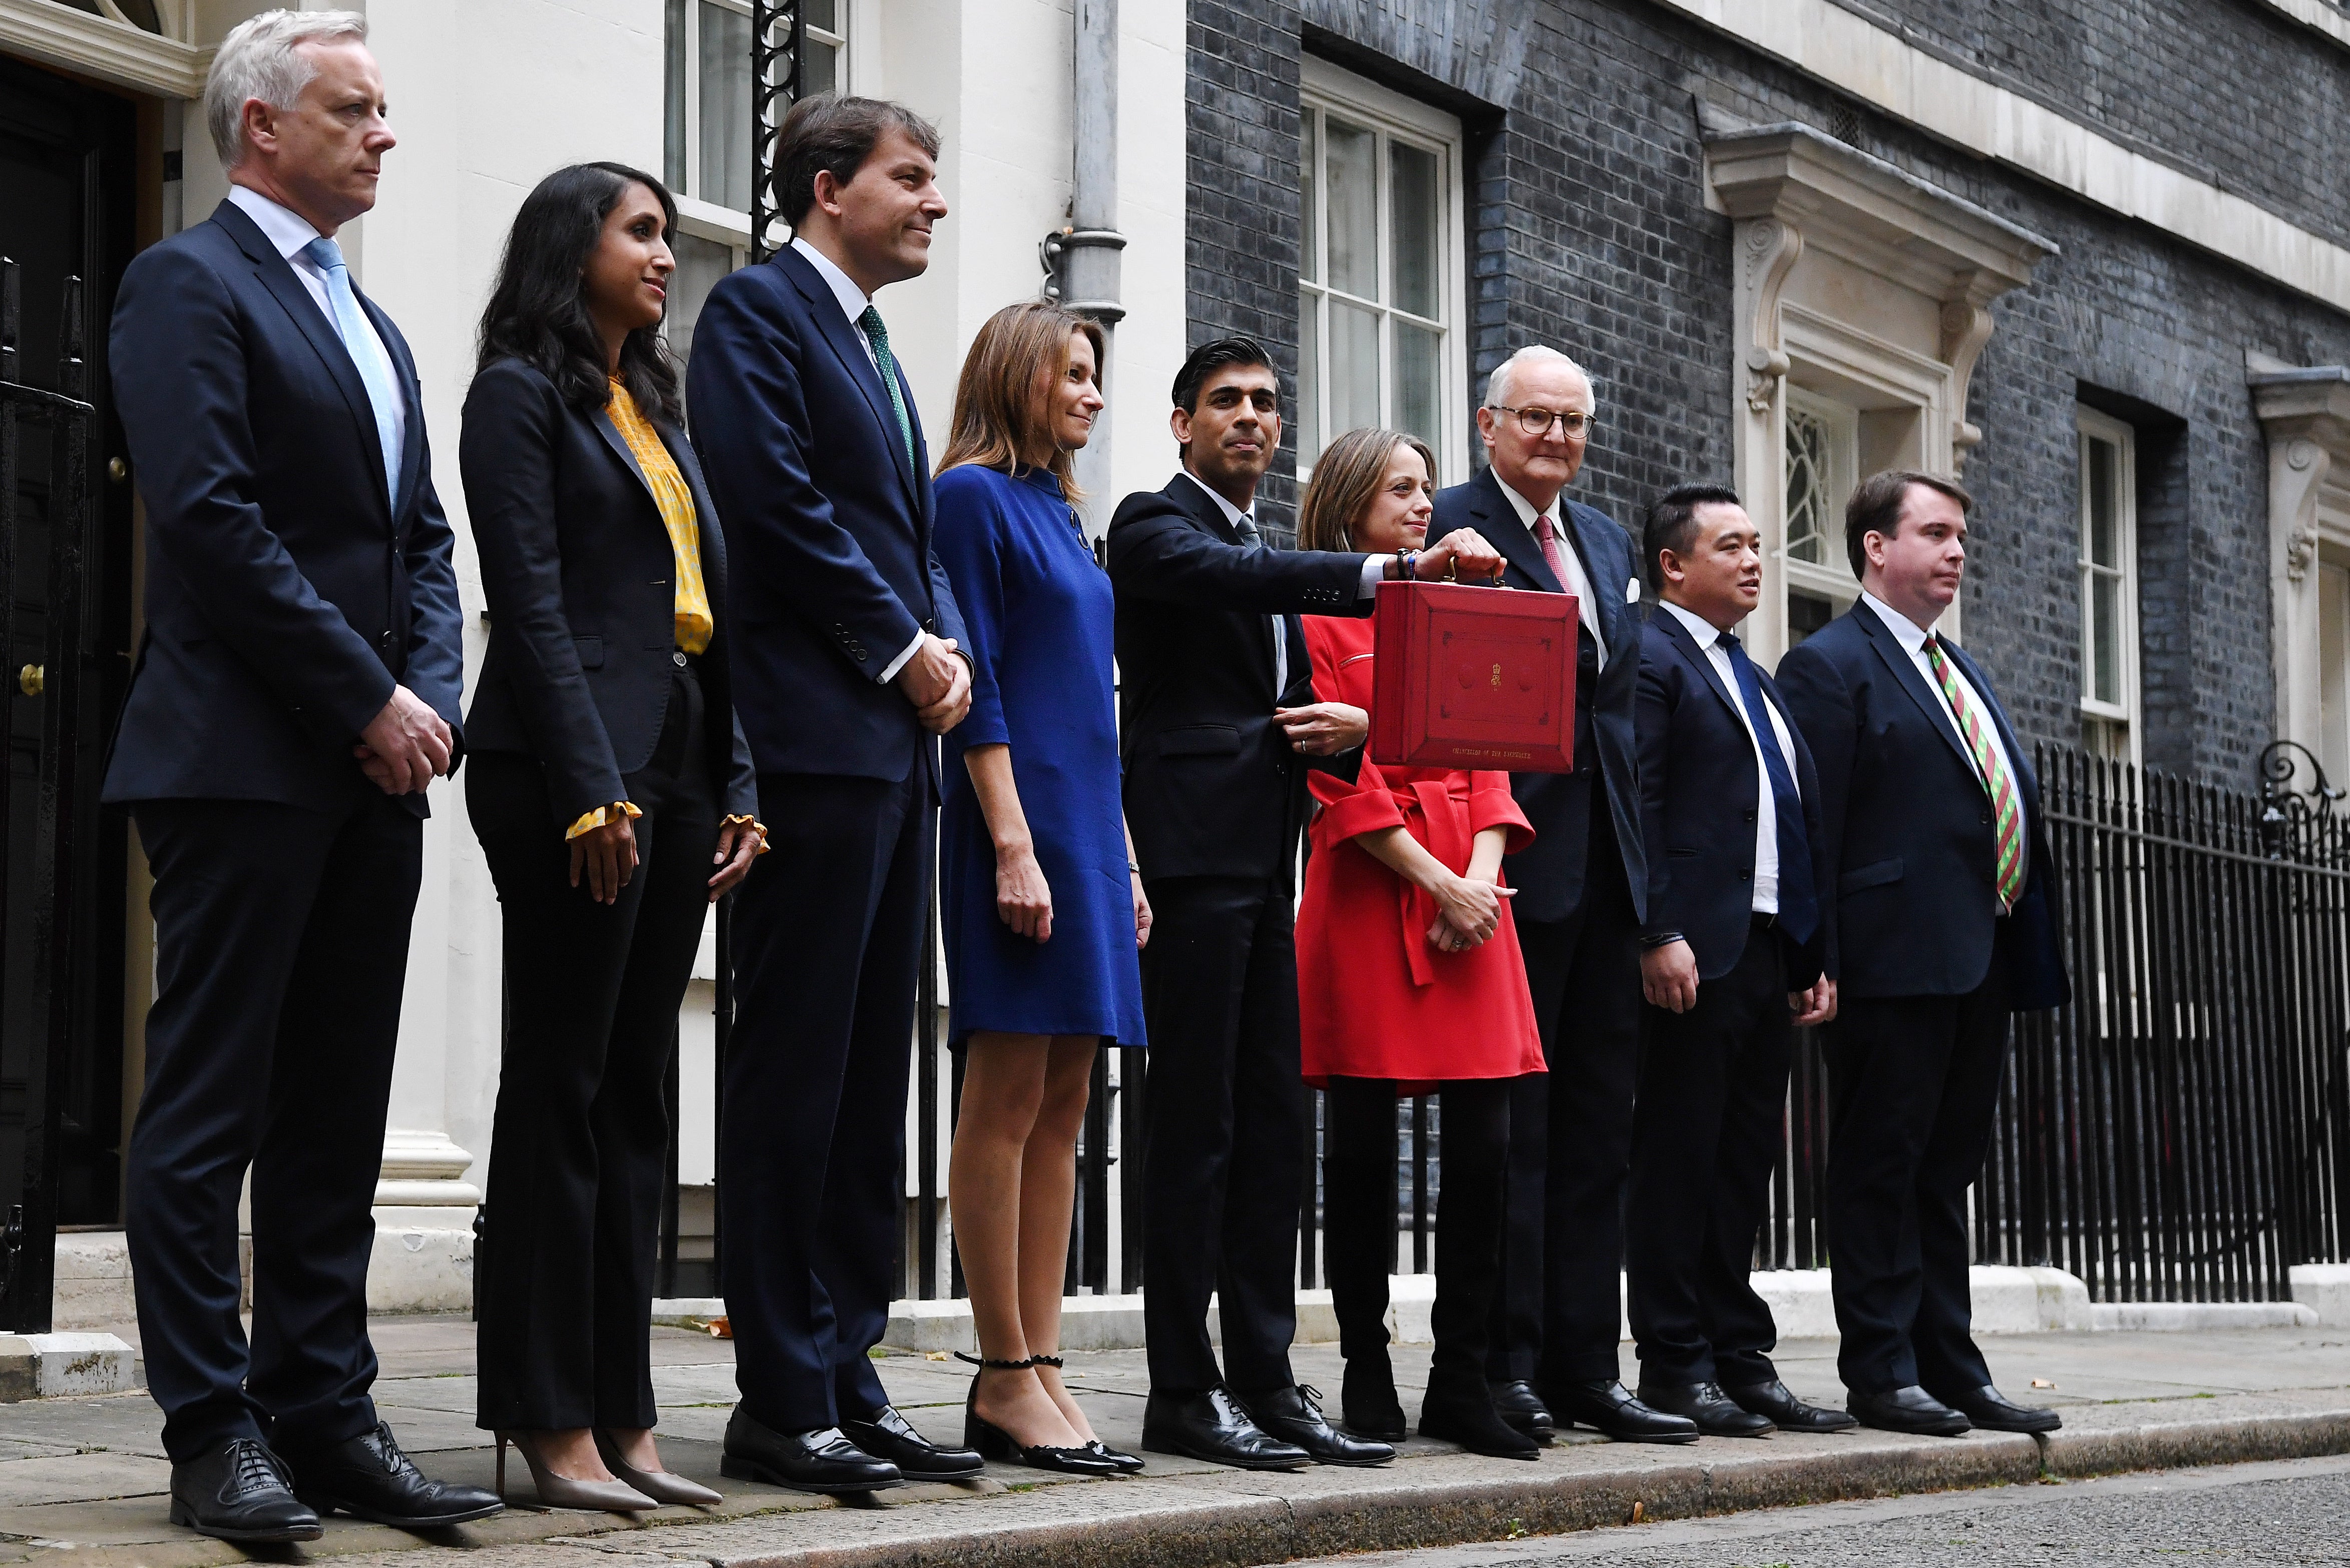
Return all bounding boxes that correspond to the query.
[1427,873,1514,953]
[353,684,451,795]
[895,632,972,734]
[1641,938,1837,1025]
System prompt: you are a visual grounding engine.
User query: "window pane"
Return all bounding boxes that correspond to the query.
[1325,117,1378,300]
[2087,434,2118,567]
[1784,405,1831,565]
[1789,590,1836,646]
[2092,571,2120,705]
[1300,112,1319,285]
[1390,140,1439,320]
[804,0,837,30]
[1299,295,1323,471]
[1394,319,1440,454]
[803,37,838,98]
[664,0,688,193]
[666,230,737,377]
[1329,299,1381,436]
[699,1,753,210]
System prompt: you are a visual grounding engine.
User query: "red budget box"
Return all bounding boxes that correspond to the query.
[1369,579,1577,773]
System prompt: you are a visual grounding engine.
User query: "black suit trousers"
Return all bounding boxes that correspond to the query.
[722,761,929,1432]
[1824,946,2013,1396]
[1324,1078,1512,1393]
[1625,920,1792,1388]
[126,790,422,1462]
[1488,804,1645,1385]
[1139,876,1307,1394]
[471,671,720,1431]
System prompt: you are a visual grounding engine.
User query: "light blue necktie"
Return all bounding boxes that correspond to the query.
[300,236,402,505]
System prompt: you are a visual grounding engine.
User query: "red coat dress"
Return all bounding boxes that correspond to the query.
[1295,614,1546,1092]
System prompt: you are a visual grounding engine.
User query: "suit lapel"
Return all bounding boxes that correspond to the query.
[1562,502,1625,650]
[1167,475,1280,691]
[595,401,657,499]
[1658,609,1742,723]
[215,201,391,519]
[355,289,420,519]
[1856,605,1979,774]
[1470,469,1560,594]
[773,247,920,510]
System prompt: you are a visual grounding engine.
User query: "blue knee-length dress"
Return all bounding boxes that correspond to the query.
[933,464,1145,1049]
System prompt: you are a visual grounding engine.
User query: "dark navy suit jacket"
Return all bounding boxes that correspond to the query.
[1635,609,1833,987]
[1107,475,1370,883]
[1427,466,1645,925]
[459,358,758,832]
[1774,602,2069,1010]
[683,246,966,783]
[102,198,464,816]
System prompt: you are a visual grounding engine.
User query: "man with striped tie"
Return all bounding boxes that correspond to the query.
[1776,470,2071,1439]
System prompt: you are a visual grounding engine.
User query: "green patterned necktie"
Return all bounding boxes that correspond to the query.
[857,304,916,473]
[1925,636,2028,910]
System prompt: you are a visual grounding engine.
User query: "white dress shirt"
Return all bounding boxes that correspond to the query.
[790,236,925,683]
[226,185,406,475]
[1492,476,1611,671]
[1659,599,1800,915]
[1178,469,1384,702]
[1860,591,2023,851]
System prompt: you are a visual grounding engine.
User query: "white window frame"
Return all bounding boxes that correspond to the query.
[2077,405,2141,765]
[1298,57,1468,484]
[667,0,851,223]
[1781,385,1860,641]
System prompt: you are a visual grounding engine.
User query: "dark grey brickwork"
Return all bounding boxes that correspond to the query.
[1185,0,2350,785]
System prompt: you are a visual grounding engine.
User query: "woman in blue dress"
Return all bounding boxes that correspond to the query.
[932,301,1148,1476]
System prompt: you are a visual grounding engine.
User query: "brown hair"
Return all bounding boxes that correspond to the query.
[1844,469,1974,580]
[772,93,942,227]
[1297,428,1436,553]
[936,301,1105,499]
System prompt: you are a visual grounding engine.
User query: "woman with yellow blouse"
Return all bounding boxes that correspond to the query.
[461,163,761,1512]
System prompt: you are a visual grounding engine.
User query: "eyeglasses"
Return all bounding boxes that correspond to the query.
[1491,405,1597,440]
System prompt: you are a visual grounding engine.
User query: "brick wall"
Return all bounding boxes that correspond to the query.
[1186,0,2350,784]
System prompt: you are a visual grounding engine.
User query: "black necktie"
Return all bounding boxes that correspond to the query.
[1719,630,1818,945]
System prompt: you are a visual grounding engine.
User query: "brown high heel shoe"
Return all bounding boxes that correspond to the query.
[495,1431,657,1512]
[592,1431,722,1506]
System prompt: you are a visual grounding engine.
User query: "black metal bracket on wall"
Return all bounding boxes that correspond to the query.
[750,3,806,263]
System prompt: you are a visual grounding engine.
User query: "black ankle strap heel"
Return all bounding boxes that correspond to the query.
[954,1352,1042,1371]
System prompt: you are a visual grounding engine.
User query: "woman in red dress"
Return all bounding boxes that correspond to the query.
[1294,428,1544,1461]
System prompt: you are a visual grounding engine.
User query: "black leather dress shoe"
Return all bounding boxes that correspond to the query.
[1487,1379,1555,1439]
[169,1438,322,1543]
[1542,1379,1700,1444]
[721,1406,903,1493]
[1725,1378,1858,1433]
[1341,1357,1407,1441]
[841,1405,984,1480]
[1234,1384,1394,1467]
[1140,1387,1310,1471]
[1933,1384,2062,1433]
[1638,1381,1775,1438]
[1419,1383,1539,1460]
[1848,1384,1972,1437]
[279,1421,502,1527]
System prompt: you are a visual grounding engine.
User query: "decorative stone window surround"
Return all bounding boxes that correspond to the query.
[0,0,204,97]
[1705,122,2055,665]
[2252,367,2350,779]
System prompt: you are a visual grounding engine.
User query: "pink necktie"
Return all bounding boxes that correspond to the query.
[1533,514,1572,592]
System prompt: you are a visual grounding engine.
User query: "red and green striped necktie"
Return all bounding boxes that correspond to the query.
[1925,636,2027,910]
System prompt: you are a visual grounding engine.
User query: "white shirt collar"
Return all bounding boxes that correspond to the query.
[1860,589,1940,657]
[790,235,873,326]
[1491,474,1566,533]
[1660,597,1735,648]
[227,183,324,262]
[1179,468,1254,530]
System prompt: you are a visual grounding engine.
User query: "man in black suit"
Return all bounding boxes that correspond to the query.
[104,12,498,1541]
[1426,347,1693,1444]
[1623,485,1852,1438]
[686,95,982,1493]
[1109,339,1500,1470]
[1775,471,2070,1438]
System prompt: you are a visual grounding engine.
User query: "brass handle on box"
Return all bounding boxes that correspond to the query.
[18,664,43,697]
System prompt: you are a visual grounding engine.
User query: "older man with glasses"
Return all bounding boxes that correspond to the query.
[1426,346,1697,1447]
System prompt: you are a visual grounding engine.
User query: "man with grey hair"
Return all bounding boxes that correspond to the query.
[1427,346,1695,1445]
[106,9,496,1541]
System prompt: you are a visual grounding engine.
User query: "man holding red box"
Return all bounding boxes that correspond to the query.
[1426,346,1696,1445]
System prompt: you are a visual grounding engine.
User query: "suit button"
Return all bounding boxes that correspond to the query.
[1738,869,1751,881]
[1982,811,1992,824]
[672,651,687,667]
[1743,809,1757,823]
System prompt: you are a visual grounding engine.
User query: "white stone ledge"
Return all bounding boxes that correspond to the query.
[0,1333,139,1401]
[2290,1262,2350,1326]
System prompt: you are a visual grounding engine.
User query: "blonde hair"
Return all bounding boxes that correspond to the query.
[1298,428,1436,553]
[204,9,369,168]
[936,302,1105,500]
